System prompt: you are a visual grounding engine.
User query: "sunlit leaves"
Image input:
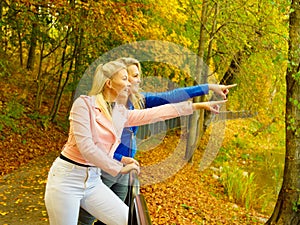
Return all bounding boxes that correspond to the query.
[292,71,300,83]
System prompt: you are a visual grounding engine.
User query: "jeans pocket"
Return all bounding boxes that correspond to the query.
[49,163,74,177]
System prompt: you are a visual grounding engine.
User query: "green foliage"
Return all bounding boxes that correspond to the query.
[233,137,248,149]
[28,112,51,130]
[292,195,300,212]
[215,119,285,214]
[0,59,11,77]
[181,203,193,210]
[214,147,232,163]
[0,114,12,132]
[0,99,26,134]
[219,163,257,210]
[287,114,297,132]
[292,71,300,83]
[289,97,300,110]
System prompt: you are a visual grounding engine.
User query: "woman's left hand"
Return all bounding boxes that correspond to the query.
[121,156,140,166]
[120,163,140,174]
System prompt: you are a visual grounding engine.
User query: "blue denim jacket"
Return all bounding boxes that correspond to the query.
[113,84,209,161]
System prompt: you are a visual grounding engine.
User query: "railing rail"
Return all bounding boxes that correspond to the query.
[127,170,152,225]
[134,194,152,225]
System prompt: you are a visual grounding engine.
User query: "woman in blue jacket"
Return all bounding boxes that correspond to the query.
[78,57,236,225]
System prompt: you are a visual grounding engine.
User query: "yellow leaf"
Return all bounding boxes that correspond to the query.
[0,211,9,215]
[15,198,22,204]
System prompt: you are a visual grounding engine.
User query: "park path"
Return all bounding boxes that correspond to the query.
[0,151,59,225]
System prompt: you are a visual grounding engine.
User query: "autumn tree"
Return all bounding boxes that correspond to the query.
[185,0,209,161]
[266,0,300,223]
[0,0,148,123]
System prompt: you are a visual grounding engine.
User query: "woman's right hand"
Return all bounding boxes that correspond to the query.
[192,100,227,114]
[208,84,237,99]
[120,162,140,174]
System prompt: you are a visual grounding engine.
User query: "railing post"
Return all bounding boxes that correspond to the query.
[134,195,152,225]
[128,170,139,225]
[127,170,152,225]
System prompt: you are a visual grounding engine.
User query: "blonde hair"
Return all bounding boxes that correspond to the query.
[116,57,145,109]
[89,61,126,120]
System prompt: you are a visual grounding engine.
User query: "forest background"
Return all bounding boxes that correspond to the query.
[0,0,295,224]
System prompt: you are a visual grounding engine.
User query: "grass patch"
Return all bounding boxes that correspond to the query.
[219,163,257,210]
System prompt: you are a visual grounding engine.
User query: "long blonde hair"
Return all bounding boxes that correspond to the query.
[88,61,126,120]
[116,57,145,109]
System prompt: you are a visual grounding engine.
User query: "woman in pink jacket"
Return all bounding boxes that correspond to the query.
[44,60,225,225]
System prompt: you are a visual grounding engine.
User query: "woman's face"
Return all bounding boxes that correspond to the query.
[127,64,141,94]
[110,68,131,101]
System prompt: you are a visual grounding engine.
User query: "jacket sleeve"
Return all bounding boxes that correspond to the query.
[125,101,193,127]
[143,84,209,108]
[70,98,123,176]
[113,152,123,162]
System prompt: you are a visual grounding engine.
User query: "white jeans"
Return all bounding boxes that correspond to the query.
[44,157,128,225]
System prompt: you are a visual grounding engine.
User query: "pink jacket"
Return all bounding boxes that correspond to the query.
[61,95,193,176]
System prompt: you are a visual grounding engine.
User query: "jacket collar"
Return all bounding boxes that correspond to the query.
[81,95,117,137]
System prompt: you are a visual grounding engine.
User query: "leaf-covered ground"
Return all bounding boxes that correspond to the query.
[137,130,269,224]
[0,122,270,225]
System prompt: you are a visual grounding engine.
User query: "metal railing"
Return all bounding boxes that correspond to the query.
[127,170,152,225]
[136,117,184,140]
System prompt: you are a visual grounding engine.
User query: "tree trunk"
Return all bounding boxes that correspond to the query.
[35,42,45,111]
[0,0,3,19]
[17,28,23,66]
[219,51,242,85]
[26,22,38,70]
[206,2,218,65]
[185,0,208,162]
[50,30,70,121]
[68,25,85,113]
[266,0,300,223]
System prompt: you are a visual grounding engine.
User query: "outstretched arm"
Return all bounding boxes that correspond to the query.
[143,84,236,108]
[143,84,209,108]
[208,84,237,100]
[124,99,227,127]
[192,100,227,114]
